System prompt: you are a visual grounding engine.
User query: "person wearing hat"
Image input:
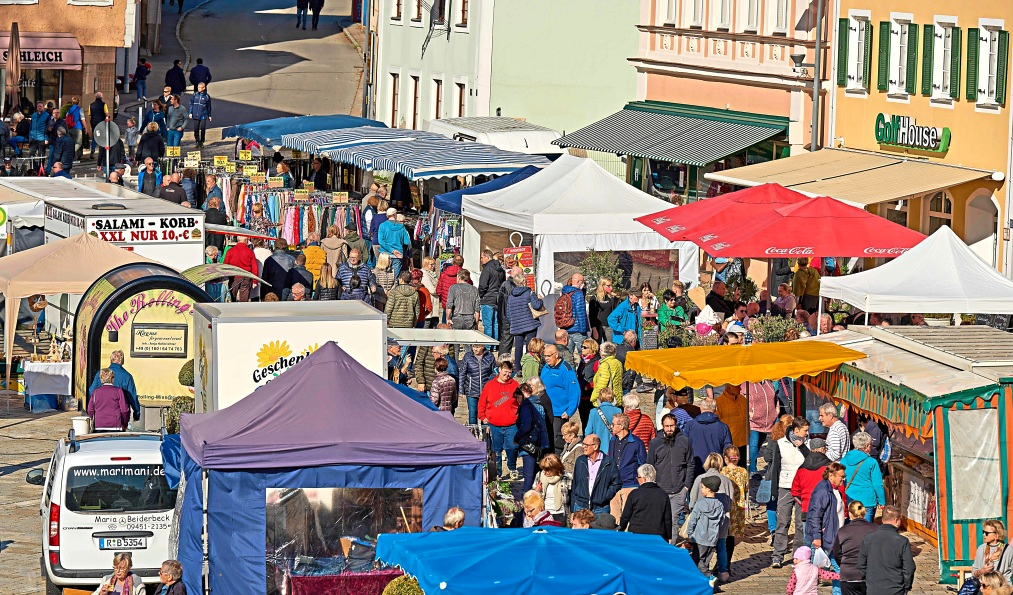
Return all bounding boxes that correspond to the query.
[686,475,727,588]
[343,221,368,257]
[0,157,16,177]
[377,207,411,279]
[790,437,831,541]
[786,545,840,595]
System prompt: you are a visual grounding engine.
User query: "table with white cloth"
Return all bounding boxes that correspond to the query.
[23,361,72,412]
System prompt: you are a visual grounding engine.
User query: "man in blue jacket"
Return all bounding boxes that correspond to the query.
[682,398,733,477]
[28,102,51,158]
[607,412,648,522]
[571,434,621,515]
[539,344,579,456]
[89,350,140,427]
[560,273,589,357]
[188,58,212,94]
[607,293,641,344]
[377,208,411,278]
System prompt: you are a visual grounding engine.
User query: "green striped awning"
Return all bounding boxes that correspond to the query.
[553,101,787,167]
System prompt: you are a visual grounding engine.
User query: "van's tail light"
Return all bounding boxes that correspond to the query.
[49,503,60,547]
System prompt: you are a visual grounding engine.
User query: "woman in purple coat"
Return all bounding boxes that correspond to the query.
[87,368,130,432]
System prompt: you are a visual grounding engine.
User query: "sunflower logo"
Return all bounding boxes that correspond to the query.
[257,340,292,367]
[300,343,320,357]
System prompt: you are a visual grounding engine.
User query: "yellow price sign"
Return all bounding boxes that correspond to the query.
[291,149,303,159]
[187,151,202,161]
[294,189,310,199]
[214,155,228,167]
[267,177,284,188]
[166,146,181,157]
[331,192,348,202]
[224,162,235,173]
[239,150,252,161]
[250,173,266,183]
[183,159,198,169]
[243,165,259,175]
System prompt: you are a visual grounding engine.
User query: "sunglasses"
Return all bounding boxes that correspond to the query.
[984,530,998,535]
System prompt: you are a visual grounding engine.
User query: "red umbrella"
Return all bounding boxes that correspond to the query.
[697,195,926,257]
[634,183,808,242]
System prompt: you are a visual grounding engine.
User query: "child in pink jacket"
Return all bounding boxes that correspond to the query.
[786,546,840,595]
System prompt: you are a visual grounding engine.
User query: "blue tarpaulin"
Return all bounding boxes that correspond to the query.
[383,379,439,411]
[432,165,542,214]
[221,114,385,148]
[377,526,712,595]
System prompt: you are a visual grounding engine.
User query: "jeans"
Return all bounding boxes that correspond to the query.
[716,537,729,573]
[390,255,403,279]
[296,6,307,26]
[766,500,777,533]
[192,118,207,143]
[7,135,26,155]
[167,129,183,147]
[311,6,321,27]
[864,506,876,522]
[488,424,517,476]
[772,487,803,563]
[513,330,536,368]
[466,396,479,424]
[748,430,766,473]
[520,451,536,492]
[136,79,146,101]
[480,304,498,339]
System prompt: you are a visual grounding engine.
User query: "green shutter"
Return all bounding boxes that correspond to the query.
[906,23,919,94]
[997,30,1009,105]
[967,27,979,101]
[922,24,934,95]
[950,26,962,99]
[864,21,874,90]
[837,18,849,86]
[878,21,891,91]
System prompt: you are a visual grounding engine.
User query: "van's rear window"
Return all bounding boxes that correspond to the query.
[65,465,177,513]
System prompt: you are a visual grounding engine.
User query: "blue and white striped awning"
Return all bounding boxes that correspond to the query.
[320,139,550,180]
[280,127,444,154]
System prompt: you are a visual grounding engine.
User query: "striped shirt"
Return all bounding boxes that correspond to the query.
[826,419,850,462]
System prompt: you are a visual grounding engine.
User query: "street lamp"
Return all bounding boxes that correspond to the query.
[790,0,826,153]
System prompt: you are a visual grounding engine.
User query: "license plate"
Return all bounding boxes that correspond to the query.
[98,537,147,550]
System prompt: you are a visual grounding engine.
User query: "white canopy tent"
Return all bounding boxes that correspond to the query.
[461,155,699,290]
[820,226,1013,313]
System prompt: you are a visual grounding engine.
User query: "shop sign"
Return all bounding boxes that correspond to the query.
[251,340,319,384]
[88,215,202,243]
[131,323,188,357]
[874,113,951,153]
[504,246,535,290]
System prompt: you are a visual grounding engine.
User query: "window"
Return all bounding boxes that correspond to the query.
[458,0,468,26]
[927,190,952,233]
[773,0,789,33]
[743,0,758,31]
[456,83,466,117]
[881,200,908,227]
[432,79,443,120]
[412,0,421,21]
[878,15,918,95]
[924,21,960,101]
[392,0,401,20]
[411,75,420,130]
[433,0,446,24]
[390,73,400,127]
[948,408,1001,521]
[661,0,677,25]
[65,465,177,513]
[838,15,872,91]
[716,0,731,29]
[968,22,1009,105]
[688,0,704,27]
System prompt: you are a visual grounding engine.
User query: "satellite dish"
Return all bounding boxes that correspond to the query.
[92,121,121,150]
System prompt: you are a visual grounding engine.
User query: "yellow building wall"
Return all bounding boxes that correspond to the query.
[834,0,1011,270]
[1,0,128,48]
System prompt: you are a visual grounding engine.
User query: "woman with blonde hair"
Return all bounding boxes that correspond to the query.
[973,520,1013,583]
[314,263,340,300]
[576,337,599,427]
[277,161,293,188]
[832,500,878,595]
[589,277,620,342]
[533,453,570,524]
[558,419,583,476]
[980,571,1013,595]
[420,255,440,327]
[93,552,145,594]
[521,337,545,381]
[374,252,396,294]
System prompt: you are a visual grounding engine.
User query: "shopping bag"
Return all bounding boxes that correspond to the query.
[957,577,981,595]
[755,478,772,504]
[812,547,831,569]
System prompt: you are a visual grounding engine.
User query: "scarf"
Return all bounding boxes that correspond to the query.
[541,473,565,512]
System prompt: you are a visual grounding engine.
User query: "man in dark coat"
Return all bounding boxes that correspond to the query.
[570,434,621,515]
[705,281,735,318]
[204,197,229,252]
[188,58,212,94]
[262,239,297,300]
[283,253,314,300]
[647,413,694,543]
[618,463,672,542]
[157,172,188,205]
[477,249,504,340]
[50,128,75,174]
[858,505,915,594]
[165,60,187,95]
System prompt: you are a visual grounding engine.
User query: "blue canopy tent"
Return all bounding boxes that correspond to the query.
[432,165,542,214]
[377,526,712,595]
[221,114,385,148]
[176,342,485,594]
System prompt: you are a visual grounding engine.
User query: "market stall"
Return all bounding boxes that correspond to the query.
[801,325,1013,582]
[222,114,386,149]
[461,154,699,289]
[176,342,486,595]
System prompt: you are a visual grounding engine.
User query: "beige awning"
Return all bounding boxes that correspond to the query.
[0,32,82,71]
[705,148,995,206]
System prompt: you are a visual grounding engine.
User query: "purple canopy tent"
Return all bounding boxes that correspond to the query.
[177,342,485,594]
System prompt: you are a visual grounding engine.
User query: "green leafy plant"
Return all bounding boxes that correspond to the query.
[658,324,721,349]
[382,575,423,595]
[165,395,195,434]
[727,276,758,303]
[579,250,624,295]
[178,359,195,387]
[751,315,806,343]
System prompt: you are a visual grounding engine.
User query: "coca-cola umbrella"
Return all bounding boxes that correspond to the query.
[634,183,809,242]
[5,23,21,117]
[695,195,926,258]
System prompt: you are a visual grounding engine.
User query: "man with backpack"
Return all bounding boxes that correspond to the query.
[64,97,84,160]
[557,273,589,361]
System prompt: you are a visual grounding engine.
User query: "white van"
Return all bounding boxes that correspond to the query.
[27,431,177,594]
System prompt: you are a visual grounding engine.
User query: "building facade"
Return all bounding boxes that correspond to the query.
[2,0,141,113]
